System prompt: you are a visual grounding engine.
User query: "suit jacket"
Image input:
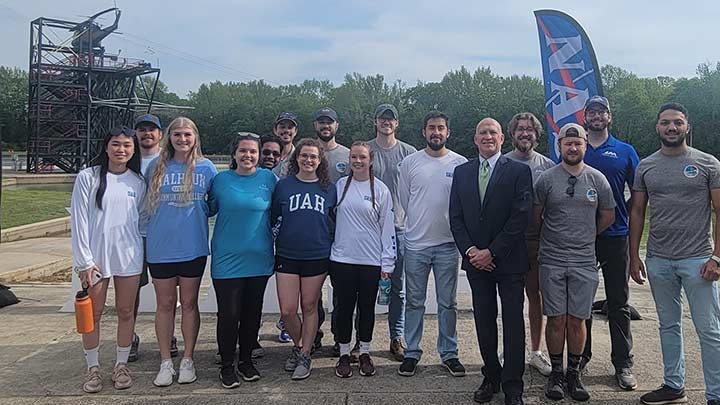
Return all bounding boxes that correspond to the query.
[449,155,533,274]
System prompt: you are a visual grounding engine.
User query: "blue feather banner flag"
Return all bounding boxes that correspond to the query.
[534,9,603,161]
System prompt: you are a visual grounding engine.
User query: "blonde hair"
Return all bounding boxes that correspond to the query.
[146,117,205,212]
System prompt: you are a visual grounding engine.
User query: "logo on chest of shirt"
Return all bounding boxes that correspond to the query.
[335,162,347,173]
[586,188,597,202]
[445,171,454,178]
[684,165,699,178]
[259,184,270,192]
[363,195,372,202]
[127,190,136,198]
[602,151,618,158]
[289,193,326,213]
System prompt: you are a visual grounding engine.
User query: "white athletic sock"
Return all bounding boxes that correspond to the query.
[116,345,131,365]
[340,343,351,356]
[84,345,100,370]
[359,341,371,354]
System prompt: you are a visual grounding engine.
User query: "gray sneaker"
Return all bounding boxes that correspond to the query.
[284,346,302,372]
[292,352,312,380]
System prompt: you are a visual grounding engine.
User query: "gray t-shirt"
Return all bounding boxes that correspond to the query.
[368,138,417,231]
[324,143,350,184]
[633,147,720,259]
[535,164,616,265]
[505,149,556,239]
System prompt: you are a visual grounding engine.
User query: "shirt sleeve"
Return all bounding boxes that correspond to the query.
[533,172,548,206]
[70,170,96,271]
[598,175,617,210]
[378,186,397,274]
[632,162,647,192]
[397,157,411,213]
[707,155,720,189]
[625,145,641,192]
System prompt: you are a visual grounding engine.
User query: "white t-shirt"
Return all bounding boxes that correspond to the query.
[141,151,161,176]
[70,167,146,278]
[398,149,468,250]
[331,176,396,273]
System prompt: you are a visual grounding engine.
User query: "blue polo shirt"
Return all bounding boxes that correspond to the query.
[584,134,640,237]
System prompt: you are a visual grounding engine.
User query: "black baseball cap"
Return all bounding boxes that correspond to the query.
[585,95,610,111]
[274,112,298,127]
[313,107,338,122]
[134,114,162,129]
[374,104,399,119]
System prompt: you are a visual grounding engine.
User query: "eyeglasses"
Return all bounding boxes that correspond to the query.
[515,126,536,134]
[566,175,577,197]
[262,149,281,157]
[299,153,319,161]
[109,126,136,137]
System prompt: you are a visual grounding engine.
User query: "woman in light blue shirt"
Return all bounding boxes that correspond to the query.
[208,133,276,388]
[144,117,217,387]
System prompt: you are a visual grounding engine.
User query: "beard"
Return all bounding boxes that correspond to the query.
[426,139,446,151]
[660,132,687,147]
[562,154,583,166]
[586,120,608,132]
[316,130,335,143]
[512,138,537,153]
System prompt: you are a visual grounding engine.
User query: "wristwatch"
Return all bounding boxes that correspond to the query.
[711,255,720,266]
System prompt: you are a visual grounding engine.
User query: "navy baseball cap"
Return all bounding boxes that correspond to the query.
[275,112,298,127]
[134,114,162,129]
[313,107,338,122]
[585,95,610,111]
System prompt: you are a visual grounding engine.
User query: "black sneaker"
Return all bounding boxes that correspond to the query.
[170,336,179,358]
[398,358,418,377]
[567,371,590,402]
[128,333,140,362]
[335,354,352,378]
[236,361,261,382]
[640,385,687,404]
[443,358,466,377]
[219,365,240,389]
[545,371,565,400]
[616,367,638,391]
[708,400,720,405]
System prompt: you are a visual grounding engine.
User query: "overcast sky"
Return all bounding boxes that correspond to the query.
[1,0,718,97]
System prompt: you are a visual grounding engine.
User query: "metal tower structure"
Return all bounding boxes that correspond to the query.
[27,8,161,173]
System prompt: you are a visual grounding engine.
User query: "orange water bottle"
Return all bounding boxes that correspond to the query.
[75,289,94,334]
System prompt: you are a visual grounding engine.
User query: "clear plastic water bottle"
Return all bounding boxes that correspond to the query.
[377,277,391,305]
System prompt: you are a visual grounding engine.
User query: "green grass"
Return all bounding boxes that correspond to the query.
[1,188,71,229]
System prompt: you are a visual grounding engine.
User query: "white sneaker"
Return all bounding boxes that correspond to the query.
[153,360,175,387]
[178,358,197,384]
[528,351,552,376]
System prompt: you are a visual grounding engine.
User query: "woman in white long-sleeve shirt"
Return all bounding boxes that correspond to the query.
[330,141,396,378]
[70,126,146,393]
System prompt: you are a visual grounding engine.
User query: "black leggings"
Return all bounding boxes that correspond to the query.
[329,261,380,344]
[213,275,270,364]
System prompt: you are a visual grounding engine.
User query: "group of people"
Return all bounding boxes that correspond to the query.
[70,99,720,405]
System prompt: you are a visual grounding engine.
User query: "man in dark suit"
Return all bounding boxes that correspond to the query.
[449,118,533,405]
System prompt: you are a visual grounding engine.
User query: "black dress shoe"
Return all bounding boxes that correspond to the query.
[473,378,500,403]
[504,394,524,405]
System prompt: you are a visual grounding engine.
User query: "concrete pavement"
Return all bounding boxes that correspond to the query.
[0,278,712,404]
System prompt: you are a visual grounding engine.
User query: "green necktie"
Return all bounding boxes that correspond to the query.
[478,159,490,203]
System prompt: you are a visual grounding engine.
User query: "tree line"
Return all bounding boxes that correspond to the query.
[2,62,720,159]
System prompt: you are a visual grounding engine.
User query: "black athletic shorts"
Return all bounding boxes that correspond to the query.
[139,237,149,287]
[148,256,207,280]
[275,256,329,278]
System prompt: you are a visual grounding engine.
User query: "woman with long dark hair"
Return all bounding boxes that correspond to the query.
[208,133,277,388]
[70,126,146,393]
[330,141,395,378]
[144,117,218,387]
[273,138,337,380]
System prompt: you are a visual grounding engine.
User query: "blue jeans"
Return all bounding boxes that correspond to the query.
[388,231,406,340]
[403,242,460,362]
[646,255,720,401]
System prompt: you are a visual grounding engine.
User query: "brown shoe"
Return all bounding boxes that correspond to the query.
[112,363,133,390]
[82,366,102,393]
[335,355,352,378]
[359,353,376,376]
[390,337,406,362]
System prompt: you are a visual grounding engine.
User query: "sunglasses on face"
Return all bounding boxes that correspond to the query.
[566,175,577,197]
[262,149,281,157]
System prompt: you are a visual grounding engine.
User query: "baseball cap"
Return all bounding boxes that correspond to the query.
[313,107,338,122]
[585,95,610,111]
[557,123,588,140]
[134,114,162,129]
[274,112,298,127]
[374,104,399,119]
